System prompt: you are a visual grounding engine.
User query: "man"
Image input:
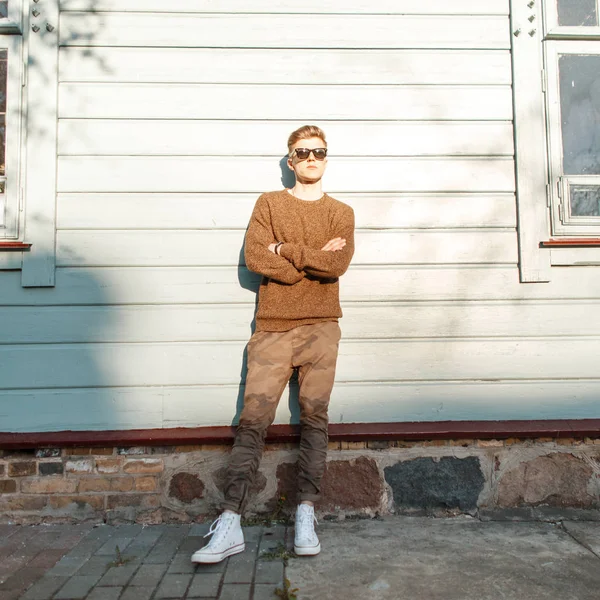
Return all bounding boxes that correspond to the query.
[192,125,355,564]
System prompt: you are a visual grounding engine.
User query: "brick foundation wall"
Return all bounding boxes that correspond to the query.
[1,437,599,525]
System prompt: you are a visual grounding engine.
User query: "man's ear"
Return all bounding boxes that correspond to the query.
[287,157,294,171]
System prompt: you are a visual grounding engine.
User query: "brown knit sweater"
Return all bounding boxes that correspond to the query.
[244,189,355,332]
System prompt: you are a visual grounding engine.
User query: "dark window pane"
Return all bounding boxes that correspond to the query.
[559,54,600,175]
[0,2,7,19]
[557,0,598,26]
[570,185,600,215]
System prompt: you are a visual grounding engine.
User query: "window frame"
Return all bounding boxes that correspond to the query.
[0,1,23,241]
[544,37,600,236]
[544,0,600,37]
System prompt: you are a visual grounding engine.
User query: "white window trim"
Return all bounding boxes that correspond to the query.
[509,0,552,282]
[544,40,600,237]
[544,0,600,38]
[0,35,23,240]
[20,0,59,287]
[0,0,24,241]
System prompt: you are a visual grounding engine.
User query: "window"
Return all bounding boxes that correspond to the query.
[0,0,23,240]
[545,0,600,236]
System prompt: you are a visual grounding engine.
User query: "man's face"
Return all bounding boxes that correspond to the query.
[287,137,328,184]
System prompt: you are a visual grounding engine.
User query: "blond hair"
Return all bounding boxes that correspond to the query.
[287,125,327,155]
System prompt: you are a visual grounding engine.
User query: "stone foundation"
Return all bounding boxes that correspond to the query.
[1,437,599,524]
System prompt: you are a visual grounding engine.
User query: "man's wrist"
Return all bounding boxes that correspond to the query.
[274,241,284,255]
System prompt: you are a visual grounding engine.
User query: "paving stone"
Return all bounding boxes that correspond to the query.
[154,573,193,599]
[86,587,123,600]
[122,531,162,559]
[167,552,197,574]
[0,527,18,541]
[119,586,155,600]
[113,525,143,537]
[187,573,222,597]
[255,559,284,584]
[253,584,280,600]
[54,575,102,599]
[219,584,251,600]
[178,536,205,554]
[0,567,45,594]
[189,524,210,537]
[261,527,284,542]
[96,537,134,556]
[97,563,139,586]
[143,530,187,564]
[27,549,69,569]
[21,576,68,600]
[45,556,90,577]
[243,526,263,543]
[74,556,114,577]
[192,559,229,574]
[223,544,258,584]
[129,564,168,587]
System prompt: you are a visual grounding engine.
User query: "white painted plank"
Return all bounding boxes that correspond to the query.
[2,300,598,344]
[59,48,512,85]
[510,0,551,282]
[59,0,509,16]
[58,121,514,157]
[4,265,600,306]
[57,193,517,230]
[59,14,510,50]
[550,248,600,266]
[59,84,514,120]
[0,252,22,269]
[57,157,515,193]
[2,378,600,433]
[56,230,518,267]
[21,0,59,287]
[1,338,599,389]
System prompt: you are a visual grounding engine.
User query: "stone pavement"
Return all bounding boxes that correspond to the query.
[0,516,599,599]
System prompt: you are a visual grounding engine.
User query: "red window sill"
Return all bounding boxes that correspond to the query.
[540,239,600,247]
[0,242,32,250]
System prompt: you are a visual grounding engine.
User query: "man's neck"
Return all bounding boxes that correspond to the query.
[289,181,324,201]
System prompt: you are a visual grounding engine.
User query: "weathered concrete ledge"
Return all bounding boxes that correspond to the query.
[1,437,599,524]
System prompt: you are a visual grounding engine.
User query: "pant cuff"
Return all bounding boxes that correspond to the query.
[298,493,320,504]
[220,500,242,514]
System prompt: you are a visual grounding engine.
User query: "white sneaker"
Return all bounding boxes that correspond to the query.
[191,512,245,564]
[294,504,321,556]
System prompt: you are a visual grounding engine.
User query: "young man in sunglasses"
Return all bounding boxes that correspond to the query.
[192,125,355,564]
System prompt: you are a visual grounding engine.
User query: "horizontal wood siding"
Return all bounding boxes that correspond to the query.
[59,14,511,50]
[59,84,514,120]
[57,121,515,157]
[0,379,597,432]
[57,194,517,230]
[59,1,510,15]
[1,301,599,343]
[54,230,518,267]
[57,157,515,194]
[3,0,598,434]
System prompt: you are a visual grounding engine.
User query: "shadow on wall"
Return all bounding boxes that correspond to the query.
[0,258,120,433]
[232,156,301,426]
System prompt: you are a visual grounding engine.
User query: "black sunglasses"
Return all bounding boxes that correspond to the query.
[291,147,328,161]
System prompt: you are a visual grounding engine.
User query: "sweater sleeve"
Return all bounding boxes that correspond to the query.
[279,206,355,279]
[244,195,305,285]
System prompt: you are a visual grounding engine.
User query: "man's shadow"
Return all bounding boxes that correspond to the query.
[232,157,300,427]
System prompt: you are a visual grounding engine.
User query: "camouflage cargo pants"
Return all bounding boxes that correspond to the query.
[222,321,342,513]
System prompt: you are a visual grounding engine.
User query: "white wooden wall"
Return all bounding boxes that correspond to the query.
[1,0,600,432]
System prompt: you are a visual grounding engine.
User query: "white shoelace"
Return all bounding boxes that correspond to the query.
[296,510,318,540]
[204,514,230,546]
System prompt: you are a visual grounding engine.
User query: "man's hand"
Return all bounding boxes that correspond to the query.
[321,237,346,252]
[268,243,278,254]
